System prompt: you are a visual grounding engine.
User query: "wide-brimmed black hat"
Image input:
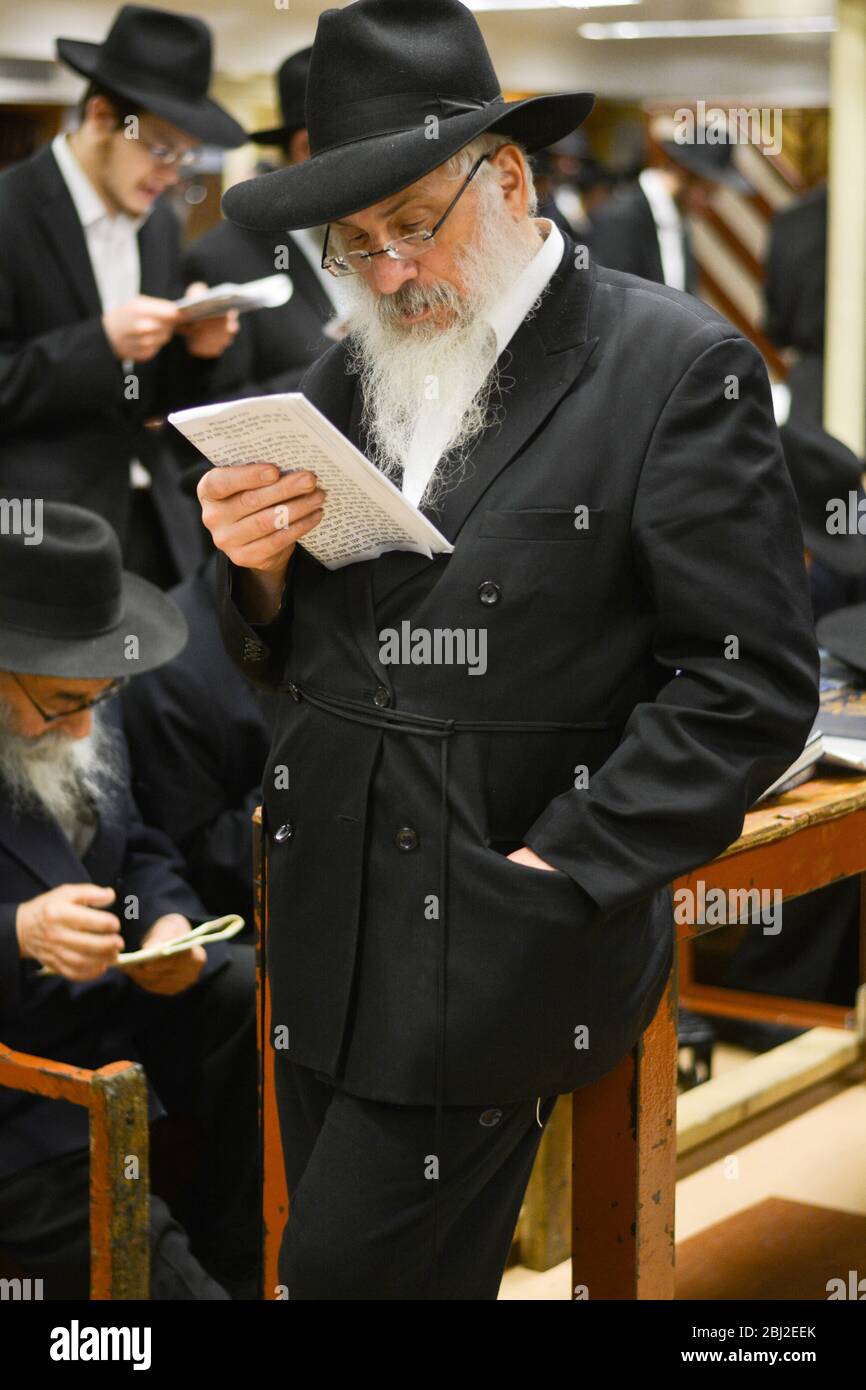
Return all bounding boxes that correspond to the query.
[249,47,313,146]
[661,135,751,193]
[57,3,246,149]
[780,421,866,578]
[222,0,595,231]
[0,502,188,679]
[816,604,866,677]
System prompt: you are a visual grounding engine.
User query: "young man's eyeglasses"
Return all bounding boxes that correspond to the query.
[139,138,198,168]
[10,672,129,725]
[321,153,489,278]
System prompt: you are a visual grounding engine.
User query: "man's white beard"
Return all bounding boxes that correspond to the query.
[0,703,122,856]
[335,176,544,510]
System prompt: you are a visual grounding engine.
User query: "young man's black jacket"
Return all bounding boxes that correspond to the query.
[217,234,819,1106]
[0,145,216,577]
[182,221,335,398]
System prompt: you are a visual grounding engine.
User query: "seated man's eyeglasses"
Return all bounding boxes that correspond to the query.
[321,152,489,277]
[10,672,129,724]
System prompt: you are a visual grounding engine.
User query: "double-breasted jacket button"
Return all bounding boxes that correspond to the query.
[479,1108,503,1127]
[477,580,502,606]
[373,686,392,709]
[395,826,419,852]
[242,637,267,662]
[274,821,294,843]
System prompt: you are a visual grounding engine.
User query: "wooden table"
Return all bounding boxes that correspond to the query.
[254,776,866,1299]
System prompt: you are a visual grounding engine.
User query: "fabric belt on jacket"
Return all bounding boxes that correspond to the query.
[279,675,622,1294]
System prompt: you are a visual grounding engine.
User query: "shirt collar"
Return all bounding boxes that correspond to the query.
[51,132,147,234]
[638,167,682,232]
[485,216,565,360]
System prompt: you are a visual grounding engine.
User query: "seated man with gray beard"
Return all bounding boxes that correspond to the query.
[0,502,258,1299]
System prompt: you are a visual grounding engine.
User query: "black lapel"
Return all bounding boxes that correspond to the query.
[28,145,102,318]
[0,794,89,893]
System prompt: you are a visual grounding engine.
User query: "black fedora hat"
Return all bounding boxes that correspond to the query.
[780,421,866,578]
[0,502,188,679]
[57,3,246,149]
[661,135,750,193]
[222,0,595,232]
[816,603,866,677]
[249,47,313,146]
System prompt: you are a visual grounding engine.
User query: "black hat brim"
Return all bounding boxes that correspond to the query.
[57,37,247,149]
[0,572,188,680]
[248,124,302,145]
[223,91,594,231]
[816,603,866,677]
[802,522,866,578]
[660,140,751,194]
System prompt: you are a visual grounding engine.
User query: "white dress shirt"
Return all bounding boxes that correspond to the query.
[401,216,565,507]
[52,133,152,488]
[638,167,687,292]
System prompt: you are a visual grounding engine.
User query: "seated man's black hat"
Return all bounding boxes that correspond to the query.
[0,502,187,679]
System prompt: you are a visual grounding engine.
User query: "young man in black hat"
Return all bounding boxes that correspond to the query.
[0,502,258,1298]
[198,0,818,1300]
[0,4,246,590]
[590,131,750,292]
[183,47,343,401]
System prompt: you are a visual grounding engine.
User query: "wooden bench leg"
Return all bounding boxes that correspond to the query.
[571,964,678,1299]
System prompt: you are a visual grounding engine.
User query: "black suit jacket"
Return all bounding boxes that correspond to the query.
[764,186,827,355]
[590,182,697,292]
[182,222,335,398]
[217,234,818,1106]
[0,709,226,1178]
[121,552,275,928]
[0,145,214,577]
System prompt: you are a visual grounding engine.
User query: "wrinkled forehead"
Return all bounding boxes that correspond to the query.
[331,161,458,232]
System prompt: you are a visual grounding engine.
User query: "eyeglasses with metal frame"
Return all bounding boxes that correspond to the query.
[9,672,129,725]
[321,152,490,277]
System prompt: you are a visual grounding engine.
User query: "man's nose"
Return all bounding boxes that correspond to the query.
[55,709,93,740]
[367,255,419,295]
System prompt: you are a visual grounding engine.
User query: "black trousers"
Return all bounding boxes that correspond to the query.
[275,1058,558,1300]
[0,945,259,1300]
[0,1149,228,1300]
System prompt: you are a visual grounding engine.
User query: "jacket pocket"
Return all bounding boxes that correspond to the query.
[479,507,604,542]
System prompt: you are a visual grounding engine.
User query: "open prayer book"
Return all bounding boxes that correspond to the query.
[168,393,454,570]
[35,914,245,976]
[175,273,293,323]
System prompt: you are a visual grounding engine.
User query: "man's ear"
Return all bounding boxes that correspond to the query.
[83,93,121,139]
[491,144,532,219]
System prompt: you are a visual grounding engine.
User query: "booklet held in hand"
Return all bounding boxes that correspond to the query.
[169,393,454,569]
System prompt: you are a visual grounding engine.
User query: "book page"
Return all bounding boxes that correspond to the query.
[169,394,453,570]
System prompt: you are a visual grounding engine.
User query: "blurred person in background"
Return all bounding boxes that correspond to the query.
[183,46,345,400]
[590,129,749,293]
[0,5,246,589]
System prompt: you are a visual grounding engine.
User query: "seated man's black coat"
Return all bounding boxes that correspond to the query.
[0,709,228,1178]
[218,234,819,1106]
[122,552,275,926]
